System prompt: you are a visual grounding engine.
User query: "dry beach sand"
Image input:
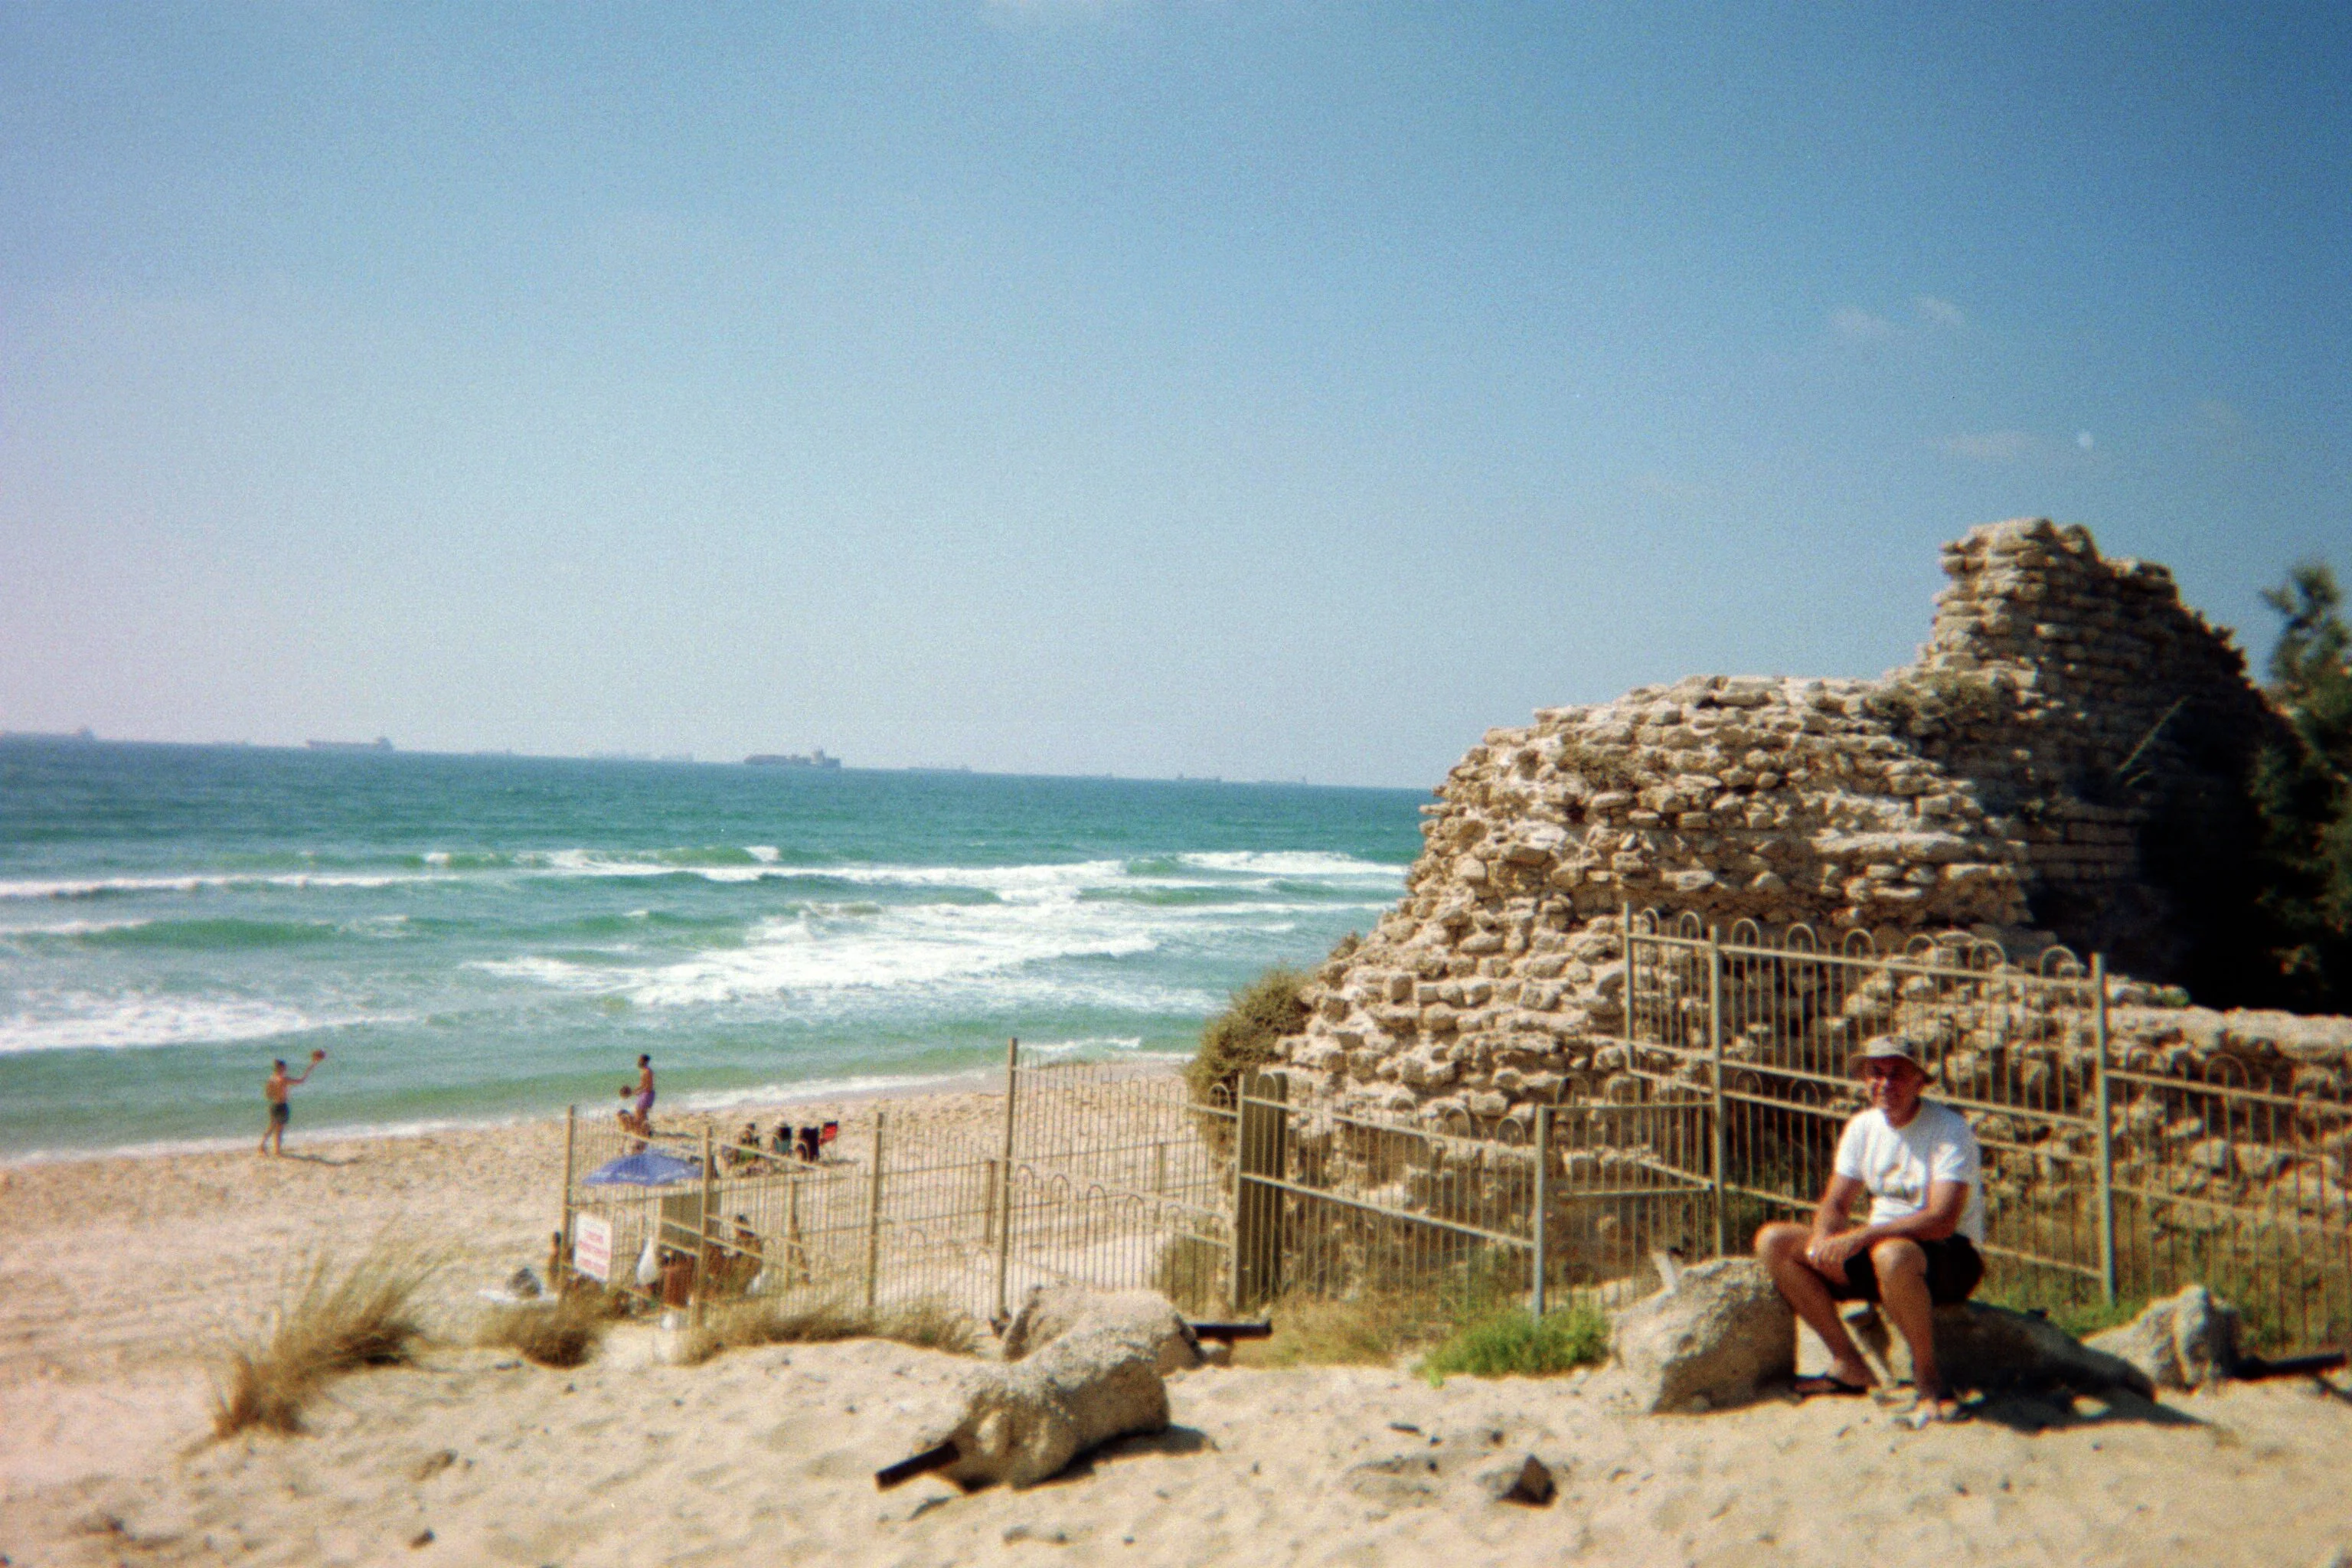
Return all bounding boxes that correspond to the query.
[7,1093,2352,1568]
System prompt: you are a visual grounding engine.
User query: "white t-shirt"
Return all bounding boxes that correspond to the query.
[1832,1101,1985,1246]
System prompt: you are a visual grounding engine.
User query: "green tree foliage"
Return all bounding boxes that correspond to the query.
[2254,562,2352,1004]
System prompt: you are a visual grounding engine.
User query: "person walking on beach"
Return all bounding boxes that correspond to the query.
[1754,1036,1985,1423]
[259,1049,327,1156]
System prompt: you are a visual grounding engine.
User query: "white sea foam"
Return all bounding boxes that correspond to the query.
[671,1048,1178,1117]
[1177,850,1403,879]
[0,1112,547,1166]
[672,1069,1003,1116]
[0,995,397,1054]
[0,871,439,900]
[0,916,156,938]
[0,848,1406,905]
[459,845,1389,1014]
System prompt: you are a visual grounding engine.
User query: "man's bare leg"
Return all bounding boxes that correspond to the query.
[1755,1223,1875,1390]
[1868,1238,1950,1413]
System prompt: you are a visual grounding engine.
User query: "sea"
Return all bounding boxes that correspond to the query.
[0,739,1421,1159]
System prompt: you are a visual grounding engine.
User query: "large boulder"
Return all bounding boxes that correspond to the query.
[937,1319,1171,1489]
[1846,1302,2155,1397]
[2086,1285,2239,1390]
[1001,1284,1203,1377]
[1612,1257,1794,1413]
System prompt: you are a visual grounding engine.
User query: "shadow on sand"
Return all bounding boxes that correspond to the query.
[1960,1386,2204,1433]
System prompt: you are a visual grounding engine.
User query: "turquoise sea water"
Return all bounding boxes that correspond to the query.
[0,740,1419,1158]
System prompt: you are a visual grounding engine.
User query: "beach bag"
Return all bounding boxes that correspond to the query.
[636,1238,662,1289]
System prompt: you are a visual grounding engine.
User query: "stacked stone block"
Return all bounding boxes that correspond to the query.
[1274,518,2324,1126]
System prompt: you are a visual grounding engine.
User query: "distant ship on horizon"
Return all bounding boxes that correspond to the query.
[745,748,842,769]
[306,737,394,753]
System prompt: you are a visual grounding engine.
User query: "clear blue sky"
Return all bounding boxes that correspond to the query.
[3,4,2345,786]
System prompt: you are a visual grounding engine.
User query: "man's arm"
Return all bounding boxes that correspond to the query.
[1809,1179,1968,1272]
[1810,1174,1864,1241]
[1802,1174,1865,1280]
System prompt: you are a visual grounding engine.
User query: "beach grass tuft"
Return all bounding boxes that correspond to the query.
[1417,1301,1611,1384]
[681,1292,978,1365]
[1232,1292,1425,1369]
[479,1284,630,1369]
[211,1238,443,1437]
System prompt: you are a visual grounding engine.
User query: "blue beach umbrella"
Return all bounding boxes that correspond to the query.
[580,1149,701,1187]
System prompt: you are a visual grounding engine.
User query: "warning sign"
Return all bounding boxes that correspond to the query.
[573,1213,613,1283]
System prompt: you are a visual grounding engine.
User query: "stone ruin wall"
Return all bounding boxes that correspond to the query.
[1273,518,2350,1136]
[1904,521,2288,983]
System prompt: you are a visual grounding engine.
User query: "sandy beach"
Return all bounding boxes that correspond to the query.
[7,1095,2352,1568]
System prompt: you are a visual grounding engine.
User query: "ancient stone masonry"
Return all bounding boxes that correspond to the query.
[1274,518,2322,1125]
[1903,519,2288,986]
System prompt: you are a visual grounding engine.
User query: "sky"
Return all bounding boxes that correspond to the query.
[2,3,2347,787]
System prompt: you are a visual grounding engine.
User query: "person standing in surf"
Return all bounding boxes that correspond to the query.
[260,1049,327,1156]
[632,1054,656,1134]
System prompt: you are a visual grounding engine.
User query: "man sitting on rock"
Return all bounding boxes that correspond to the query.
[1756,1035,1985,1420]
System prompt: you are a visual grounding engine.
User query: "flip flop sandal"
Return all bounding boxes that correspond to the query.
[1900,1393,1969,1427]
[1791,1375,1871,1399]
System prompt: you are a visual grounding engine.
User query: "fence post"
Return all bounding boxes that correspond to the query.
[865,1110,888,1314]
[1621,900,1635,1040]
[1234,1070,1289,1312]
[1708,926,1727,1259]
[786,1171,805,1285]
[695,1124,715,1327]
[992,1037,1020,1326]
[1531,1105,1552,1317]
[559,1104,577,1292]
[2092,953,2117,1305]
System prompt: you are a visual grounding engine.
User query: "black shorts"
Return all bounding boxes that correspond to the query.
[1825,1235,1982,1306]
[270,1101,291,1126]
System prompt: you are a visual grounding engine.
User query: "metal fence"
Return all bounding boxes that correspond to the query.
[1622,906,2352,1353]
[557,1049,1238,1328]
[1227,1070,1704,1324]
[554,929,2352,1357]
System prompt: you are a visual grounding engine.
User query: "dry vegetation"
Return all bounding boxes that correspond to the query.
[478,1283,632,1369]
[210,1239,443,1437]
[681,1292,979,1366]
[1230,1292,1426,1369]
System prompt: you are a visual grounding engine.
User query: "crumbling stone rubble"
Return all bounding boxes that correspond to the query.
[1273,518,2342,1128]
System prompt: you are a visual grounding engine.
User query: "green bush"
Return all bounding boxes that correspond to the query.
[1185,965,1309,1106]
[1418,1301,1611,1384]
[2252,561,2352,1008]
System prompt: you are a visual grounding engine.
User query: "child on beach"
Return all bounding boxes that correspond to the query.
[258,1049,326,1156]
